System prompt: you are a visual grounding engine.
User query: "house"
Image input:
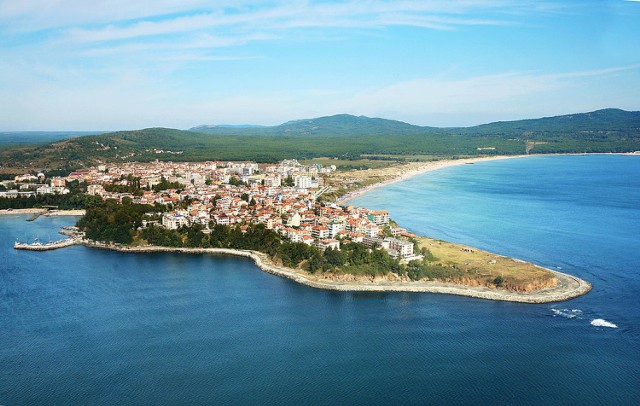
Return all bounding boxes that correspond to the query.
[213,213,230,225]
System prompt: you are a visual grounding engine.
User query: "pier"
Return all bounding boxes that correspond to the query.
[26,210,47,221]
[14,237,80,251]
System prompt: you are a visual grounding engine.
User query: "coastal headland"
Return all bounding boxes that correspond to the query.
[8,154,598,303]
[14,236,591,304]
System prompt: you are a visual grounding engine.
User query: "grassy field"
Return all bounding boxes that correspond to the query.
[417,237,557,292]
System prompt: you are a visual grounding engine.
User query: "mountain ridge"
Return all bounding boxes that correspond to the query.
[189,108,639,135]
[2,108,639,171]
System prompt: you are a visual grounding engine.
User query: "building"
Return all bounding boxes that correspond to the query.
[51,177,66,187]
[327,221,344,238]
[384,237,414,259]
[369,210,390,225]
[311,226,330,240]
[264,175,281,187]
[294,175,312,190]
[362,236,382,248]
[288,211,301,226]
[87,184,105,196]
[162,213,190,230]
[363,223,379,238]
[36,185,70,195]
[316,239,340,251]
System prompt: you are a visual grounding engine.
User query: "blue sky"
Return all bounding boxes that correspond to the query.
[1,0,639,130]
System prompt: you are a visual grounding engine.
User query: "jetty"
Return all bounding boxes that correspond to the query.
[26,210,47,221]
[14,237,79,251]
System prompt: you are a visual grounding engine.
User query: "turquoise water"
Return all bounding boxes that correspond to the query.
[1,155,639,405]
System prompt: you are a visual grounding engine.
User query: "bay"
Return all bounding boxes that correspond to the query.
[1,154,639,405]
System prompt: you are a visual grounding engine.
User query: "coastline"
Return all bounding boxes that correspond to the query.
[0,208,86,217]
[44,209,86,217]
[58,240,589,303]
[0,208,46,216]
[336,155,526,205]
[6,153,606,303]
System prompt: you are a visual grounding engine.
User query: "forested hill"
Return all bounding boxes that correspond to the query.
[2,109,639,171]
[191,109,640,138]
[191,114,442,136]
[456,108,640,136]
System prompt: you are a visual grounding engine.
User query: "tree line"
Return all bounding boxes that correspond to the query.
[77,198,459,282]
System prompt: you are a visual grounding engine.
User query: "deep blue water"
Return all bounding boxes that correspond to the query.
[1,155,639,405]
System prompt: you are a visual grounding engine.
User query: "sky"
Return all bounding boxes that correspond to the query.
[0,0,639,130]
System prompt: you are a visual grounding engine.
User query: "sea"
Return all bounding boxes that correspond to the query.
[1,154,639,405]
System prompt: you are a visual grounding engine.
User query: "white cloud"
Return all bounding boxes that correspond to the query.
[0,1,243,32]
[1,1,637,130]
[2,64,637,130]
[328,65,640,125]
[2,1,548,41]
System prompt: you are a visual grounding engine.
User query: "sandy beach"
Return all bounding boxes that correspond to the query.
[336,155,526,205]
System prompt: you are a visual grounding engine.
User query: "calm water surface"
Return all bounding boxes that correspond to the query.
[1,155,639,405]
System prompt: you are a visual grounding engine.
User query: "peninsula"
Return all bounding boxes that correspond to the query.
[7,156,592,303]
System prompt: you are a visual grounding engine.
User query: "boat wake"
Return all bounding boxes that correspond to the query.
[551,309,619,329]
[551,308,583,319]
[590,319,618,329]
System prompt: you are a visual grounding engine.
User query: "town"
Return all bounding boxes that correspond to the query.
[2,159,421,262]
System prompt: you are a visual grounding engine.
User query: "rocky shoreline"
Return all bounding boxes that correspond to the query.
[77,241,591,303]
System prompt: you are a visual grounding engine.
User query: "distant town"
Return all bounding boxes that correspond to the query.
[1,159,420,261]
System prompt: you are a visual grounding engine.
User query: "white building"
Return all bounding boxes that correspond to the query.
[327,221,344,238]
[36,185,70,195]
[294,175,312,190]
[287,212,301,227]
[264,175,281,187]
[369,210,390,225]
[363,223,379,238]
[384,237,414,259]
[316,239,340,251]
[162,213,190,230]
[311,226,330,240]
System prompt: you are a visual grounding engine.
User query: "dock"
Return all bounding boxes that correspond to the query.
[26,210,47,221]
[14,238,80,251]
